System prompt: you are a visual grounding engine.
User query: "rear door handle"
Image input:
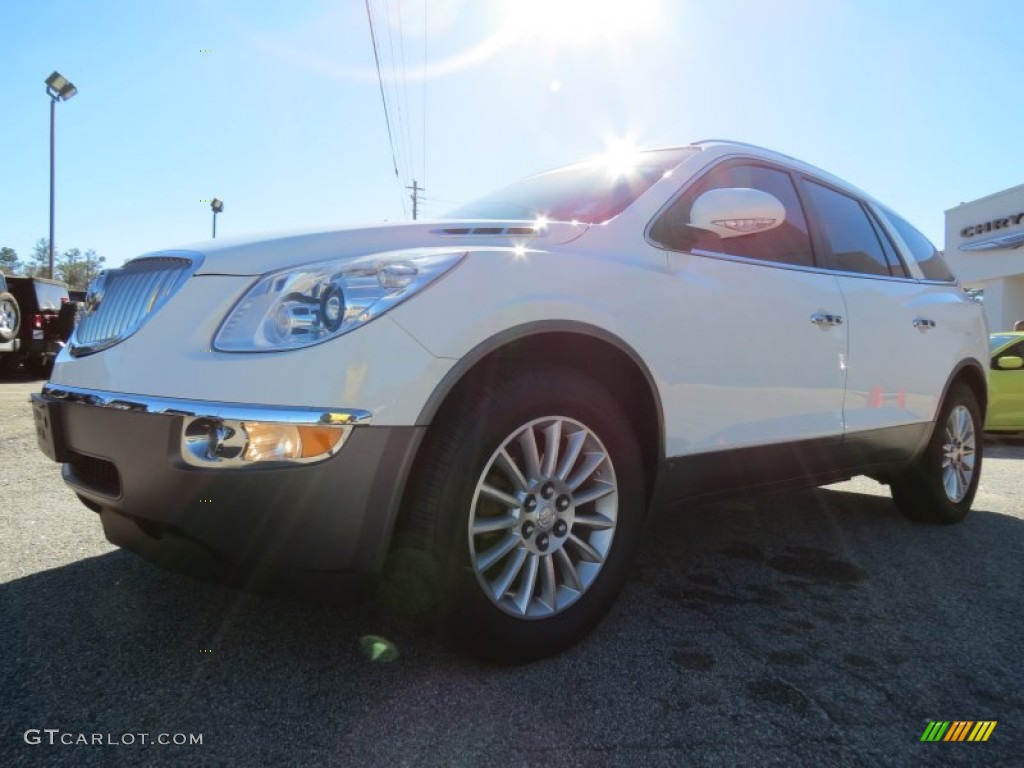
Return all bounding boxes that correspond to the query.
[810,312,843,327]
[912,317,936,330]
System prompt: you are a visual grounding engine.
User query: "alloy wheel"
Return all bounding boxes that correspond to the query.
[468,416,619,619]
[0,299,16,332]
[941,404,976,503]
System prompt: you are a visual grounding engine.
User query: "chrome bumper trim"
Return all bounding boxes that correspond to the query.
[39,384,373,426]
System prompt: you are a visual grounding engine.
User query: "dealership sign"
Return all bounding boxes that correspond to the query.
[959,212,1024,250]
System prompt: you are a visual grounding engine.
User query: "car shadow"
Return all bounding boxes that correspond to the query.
[986,434,1024,459]
[1,486,1022,765]
[0,366,49,383]
[630,485,1022,749]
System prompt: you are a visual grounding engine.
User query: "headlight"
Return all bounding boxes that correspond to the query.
[214,249,465,351]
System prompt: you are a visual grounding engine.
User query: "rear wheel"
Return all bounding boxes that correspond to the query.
[891,383,982,524]
[383,367,646,663]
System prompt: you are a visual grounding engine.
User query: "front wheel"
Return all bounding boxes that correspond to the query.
[384,367,646,663]
[891,382,983,524]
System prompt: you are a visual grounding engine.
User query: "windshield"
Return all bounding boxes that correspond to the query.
[446,148,698,224]
[990,333,1019,352]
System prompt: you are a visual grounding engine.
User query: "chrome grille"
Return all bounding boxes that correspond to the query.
[71,256,197,357]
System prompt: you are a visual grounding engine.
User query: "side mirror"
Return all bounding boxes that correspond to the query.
[995,355,1024,370]
[688,187,786,240]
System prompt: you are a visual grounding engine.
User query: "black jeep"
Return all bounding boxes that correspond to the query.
[1,276,75,376]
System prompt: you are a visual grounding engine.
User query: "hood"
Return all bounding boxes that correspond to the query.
[154,220,589,276]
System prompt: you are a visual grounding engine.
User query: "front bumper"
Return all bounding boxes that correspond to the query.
[32,386,424,577]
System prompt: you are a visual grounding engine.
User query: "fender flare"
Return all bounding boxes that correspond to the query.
[414,319,666,459]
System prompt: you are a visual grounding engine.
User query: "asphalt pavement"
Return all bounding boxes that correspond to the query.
[1,374,1022,767]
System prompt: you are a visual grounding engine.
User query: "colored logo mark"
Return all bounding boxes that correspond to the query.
[920,721,996,742]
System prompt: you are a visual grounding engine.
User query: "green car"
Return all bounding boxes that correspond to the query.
[987,332,1024,433]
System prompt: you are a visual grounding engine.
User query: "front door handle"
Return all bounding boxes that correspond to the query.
[913,317,937,330]
[810,312,843,327]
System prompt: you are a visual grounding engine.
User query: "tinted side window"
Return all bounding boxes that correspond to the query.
[866,209,909,278]
[649,163,815,267]
[802,181,895,277]
[879,206,955,282]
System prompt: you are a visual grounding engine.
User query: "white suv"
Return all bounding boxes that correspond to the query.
[33,140,988,662]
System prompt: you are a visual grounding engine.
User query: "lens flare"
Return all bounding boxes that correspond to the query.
[503,0,660,46]
[360,635,399,663]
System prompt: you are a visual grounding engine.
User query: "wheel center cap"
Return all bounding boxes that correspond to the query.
[537,506,556,530]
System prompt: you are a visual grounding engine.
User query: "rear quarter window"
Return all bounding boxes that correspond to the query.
[879,207,955,282]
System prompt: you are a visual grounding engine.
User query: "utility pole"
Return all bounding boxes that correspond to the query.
[407,180,423,220]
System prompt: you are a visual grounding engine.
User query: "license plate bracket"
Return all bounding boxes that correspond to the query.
[31,394,70,463]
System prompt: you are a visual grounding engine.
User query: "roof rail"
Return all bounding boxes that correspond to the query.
[690,139,804,166]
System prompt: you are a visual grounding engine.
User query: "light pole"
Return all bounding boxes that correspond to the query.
[45,71,77,280]
[211,198,223,238]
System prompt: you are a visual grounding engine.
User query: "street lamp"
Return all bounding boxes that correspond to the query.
[211,198,224,238]
[45,71,77,279]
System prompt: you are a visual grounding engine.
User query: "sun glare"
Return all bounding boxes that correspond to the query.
[503,0,660,46]
[593,136,643,179]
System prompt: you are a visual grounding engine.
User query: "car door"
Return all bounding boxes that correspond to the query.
[646,160,847,458]
[989,338,1024,430]
[797,178,961,453]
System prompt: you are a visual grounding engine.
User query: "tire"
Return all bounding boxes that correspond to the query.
[382,366,646,663]
[890,382,983,524]
[0,291,19,342]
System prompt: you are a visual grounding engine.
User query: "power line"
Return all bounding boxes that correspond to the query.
[381,0,413,194]
[394,0,416,189]
[419,195,466,205]
[365,0,429,220]
[422,0,428,194]
[381,1,403,176]
[365,0,402,189]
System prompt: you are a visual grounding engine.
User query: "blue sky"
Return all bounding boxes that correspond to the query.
[1,0,1022,269]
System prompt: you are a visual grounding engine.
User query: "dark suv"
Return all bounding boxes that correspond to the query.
[2,276,71,376]
[0,273,21,368]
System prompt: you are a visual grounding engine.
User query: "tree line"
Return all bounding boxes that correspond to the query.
[0,238,106,290]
